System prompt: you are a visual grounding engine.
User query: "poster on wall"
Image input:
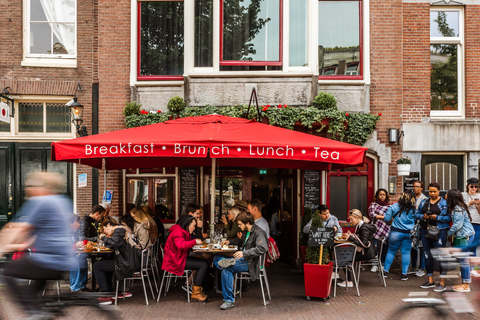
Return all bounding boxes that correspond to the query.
[403,172,420,192]
[103,190,113,204]
[78,174,87,188]
[180,168,197,211]
[304,170,321,210]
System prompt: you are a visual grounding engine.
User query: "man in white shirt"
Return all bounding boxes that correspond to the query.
[247,199,270,237]
[303,205,342,234]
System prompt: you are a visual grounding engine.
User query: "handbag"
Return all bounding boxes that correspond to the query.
[453,236,469,247]
[423,200,440,241]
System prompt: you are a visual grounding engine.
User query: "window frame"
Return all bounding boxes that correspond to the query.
[429,6,464,119]
[219,0,284,67]
[136,0,185,81]
[317,0,363,81]
[22,0,77,68]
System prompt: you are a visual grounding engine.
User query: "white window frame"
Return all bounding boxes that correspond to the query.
[0,96,75,141]
[430,6,464,119]
[130,0,370,85]
[22,0,77,68]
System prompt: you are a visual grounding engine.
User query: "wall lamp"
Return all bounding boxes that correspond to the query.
[388,128,404,145]
[67,96,88,137]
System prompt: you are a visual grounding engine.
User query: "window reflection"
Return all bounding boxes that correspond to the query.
[318,1,360,76]
[430,44,458,111]
[195,0,213,67]
[289,0,308,67]
[127,179,149,209]
[155,178,174,221]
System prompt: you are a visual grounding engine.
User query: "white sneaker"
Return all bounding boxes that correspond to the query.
[415,269,425,277]
[337,281,353,288]
[370,266,378,273]
[470,270,480,277]
[331,272,339,280]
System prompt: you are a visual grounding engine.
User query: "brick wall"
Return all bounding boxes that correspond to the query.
[465,5,480,118]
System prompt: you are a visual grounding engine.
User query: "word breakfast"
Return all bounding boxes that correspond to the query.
[84,143,341,160]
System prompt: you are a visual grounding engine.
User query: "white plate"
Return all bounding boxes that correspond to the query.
[193,245,209,250]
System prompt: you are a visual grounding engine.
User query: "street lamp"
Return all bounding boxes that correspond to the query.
[68,96,88,136]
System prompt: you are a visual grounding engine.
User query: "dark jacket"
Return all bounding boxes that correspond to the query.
[348,222,377,261]
[229,224,268,281]
[80,215,98,242]
[104,226,141,281]
[225,221,242,240]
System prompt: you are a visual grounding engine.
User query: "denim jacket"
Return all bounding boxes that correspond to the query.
[415,197,450,229]
[385,203,416,231]
[447,205,475,238]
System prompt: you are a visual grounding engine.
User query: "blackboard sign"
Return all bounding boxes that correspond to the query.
[403,172,420,192]
[308,227,335,247]
[304,170,321,209]
[180,168,197,209]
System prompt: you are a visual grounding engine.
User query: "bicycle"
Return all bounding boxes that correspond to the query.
[391,249,477,319]
[0,258,120,320]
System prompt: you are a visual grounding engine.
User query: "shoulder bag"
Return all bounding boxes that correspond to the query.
[424,201,440,241]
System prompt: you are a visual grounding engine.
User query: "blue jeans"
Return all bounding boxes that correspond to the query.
[69,254,88,292]
[456,236,475,283]
[383,230,412,275]
[420,228,447,277]
[410,246,426,270]
[214,256,249,303]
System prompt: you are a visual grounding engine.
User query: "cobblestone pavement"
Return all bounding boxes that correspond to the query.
[1,265,479,320]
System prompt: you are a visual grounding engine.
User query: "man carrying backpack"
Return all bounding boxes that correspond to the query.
[95,220,142,305]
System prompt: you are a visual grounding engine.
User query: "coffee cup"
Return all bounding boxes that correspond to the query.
[205,238,211,244]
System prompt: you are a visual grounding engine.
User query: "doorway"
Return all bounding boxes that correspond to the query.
[421,154,464,197]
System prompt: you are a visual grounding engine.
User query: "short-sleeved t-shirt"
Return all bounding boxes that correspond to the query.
[24,195,76,271]
[462,192,480,224]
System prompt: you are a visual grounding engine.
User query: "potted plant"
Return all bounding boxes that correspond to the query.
[303,211,333,300]
[396,156,412,176]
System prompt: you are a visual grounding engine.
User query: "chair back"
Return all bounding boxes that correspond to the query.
[333,243,357,267]
[141,247,150,269]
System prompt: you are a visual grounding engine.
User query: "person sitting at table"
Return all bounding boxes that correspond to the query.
[214,211,268,310]
[303,204,343,234]
[221,205,243,240]
[120,214,150,248]
[130,206,158,244]
[69,214,89,293]
[337,209,377,288]
[145,205,164,243]
[100,203,117,224]
[247,199,270,236]
[162,216,209,302]
[80,204,105,242]
[178,203,204,240]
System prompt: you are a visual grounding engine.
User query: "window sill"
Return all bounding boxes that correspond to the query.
[21,58,77,68]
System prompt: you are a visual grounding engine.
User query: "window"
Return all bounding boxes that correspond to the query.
[430,8,463,117]
[318,0,362,79]
[220,0,282,67]
[195,0,213,67]
[289,0,308,67]
[138,1,184,80]
[18,102,71,133]
[24,0,76,65]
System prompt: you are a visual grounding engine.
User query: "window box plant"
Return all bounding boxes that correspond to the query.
[396,157,412,176]
[303,210,333,301]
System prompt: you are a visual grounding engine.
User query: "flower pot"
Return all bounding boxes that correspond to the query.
[397,164,411,176]
[304,262,333,299]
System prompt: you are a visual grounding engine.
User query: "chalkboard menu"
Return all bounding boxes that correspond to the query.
[180,168,197,209]
[403,172,420,192]
[304,170,321,209]
[308,227,335,247]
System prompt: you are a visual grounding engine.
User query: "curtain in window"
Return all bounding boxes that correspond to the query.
[39,0,76,55]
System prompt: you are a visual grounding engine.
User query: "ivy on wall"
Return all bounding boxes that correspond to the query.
[124,93,380,146]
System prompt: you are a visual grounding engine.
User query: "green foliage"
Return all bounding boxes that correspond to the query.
[299,207,313,247]
[345,113,380,146]
[167,96,187,114]
[123,101,141,117]
[305,211,330,265]
[396,157,412,165]
[123,92,380,147]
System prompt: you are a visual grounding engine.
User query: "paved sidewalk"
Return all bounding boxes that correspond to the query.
[1,266,479,320]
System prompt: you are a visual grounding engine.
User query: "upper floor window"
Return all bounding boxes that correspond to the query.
[318,0,362,79]
[430,7,463,117]
[25,0,76,62]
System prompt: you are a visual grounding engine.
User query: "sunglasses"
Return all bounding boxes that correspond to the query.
[469,185,479,189]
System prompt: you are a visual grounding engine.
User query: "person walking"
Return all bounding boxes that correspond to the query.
[461,177,480,277]
[411,180,427,277]
[383,191,417,281]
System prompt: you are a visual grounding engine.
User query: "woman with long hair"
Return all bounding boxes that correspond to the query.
[130,206,158,244]
[383,191,417,280]
[461,177,480,277]
[415,182,450,291]
[162,216,209,302]
[220,206,243,240]
[368,188,390,272]
[447,189,475,292]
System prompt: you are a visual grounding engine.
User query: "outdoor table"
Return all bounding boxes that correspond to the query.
[193,246,238,295]
[79,249,113,290]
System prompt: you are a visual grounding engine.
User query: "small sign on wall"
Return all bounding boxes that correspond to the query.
[78,174,87,188]
[103,190,113,204]
[404,172,420,192]
[0,102,10,124]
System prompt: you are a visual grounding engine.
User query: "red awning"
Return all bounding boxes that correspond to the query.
[51,115,367,170]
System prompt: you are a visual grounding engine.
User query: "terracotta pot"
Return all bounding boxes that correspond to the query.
[304,262,333,299]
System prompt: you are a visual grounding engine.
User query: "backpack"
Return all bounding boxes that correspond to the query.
[114,226,143,281]
[266,237,280,264]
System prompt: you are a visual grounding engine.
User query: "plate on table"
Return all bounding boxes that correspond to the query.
[193,245,209,251]
[221,245,237,251]
[334,236,349,242]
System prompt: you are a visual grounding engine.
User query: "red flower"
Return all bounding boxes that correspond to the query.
[378,113,382,116]
[140,110,148,115]
[157,110,162,113]
[278,104,282,108]
[263,107,268,112]
[346,113,349,116]
[267,104,270,108]
[83,239,88,245]
[283,104,288,108]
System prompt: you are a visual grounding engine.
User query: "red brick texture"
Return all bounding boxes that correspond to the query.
[465,5,480,118]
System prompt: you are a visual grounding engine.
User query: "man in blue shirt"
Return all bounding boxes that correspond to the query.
[303,204,343,234]
[0,172,75,318]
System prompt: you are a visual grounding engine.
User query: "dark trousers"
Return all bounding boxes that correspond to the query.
[93,259,115,292]
[184,256,209,286]
[420,228,447,277]
[3,257,64,313]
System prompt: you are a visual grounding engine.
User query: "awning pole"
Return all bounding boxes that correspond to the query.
[103,159,107,203]
[210,157,216,225]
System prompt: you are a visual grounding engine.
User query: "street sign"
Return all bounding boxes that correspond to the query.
[0,102,10,124]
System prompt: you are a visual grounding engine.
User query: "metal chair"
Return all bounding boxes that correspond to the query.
[355,237,387,287]
[234,254,271,305]
[156,243,193,303]
[147,238,161,292]
[115,246,155,305]
[333,243,359,297]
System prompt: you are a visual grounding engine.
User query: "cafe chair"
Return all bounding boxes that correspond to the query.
[233,254,271,306]
[147,238,161,292]
[333,243,359,297]
[355,237,387,287]
[156,243,193,303]
[115,246,155,305]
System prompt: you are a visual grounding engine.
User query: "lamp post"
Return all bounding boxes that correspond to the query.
[68,96,88,137]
